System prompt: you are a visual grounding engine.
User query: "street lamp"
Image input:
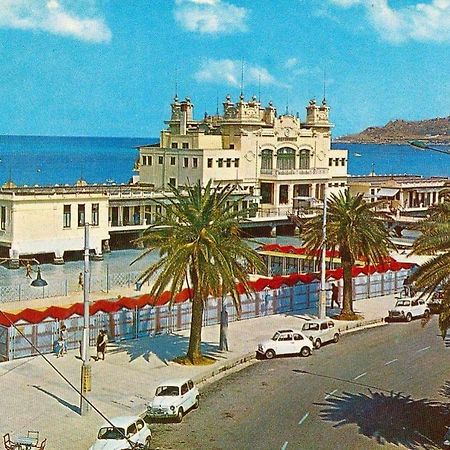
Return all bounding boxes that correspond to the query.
[30,266,48,287]
[80,222,91,415]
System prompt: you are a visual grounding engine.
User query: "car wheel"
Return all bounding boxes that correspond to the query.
[300,346,311,357]
[314,339,322,349]
[176,407,184,423]
[193,396,199,409]
[265,349,275,359]
[333,333,340,343]
[144,436,152,449]
[406,313,412,322]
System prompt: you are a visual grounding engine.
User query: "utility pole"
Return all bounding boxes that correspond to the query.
[80,222,91,415]
[319,186,328,319]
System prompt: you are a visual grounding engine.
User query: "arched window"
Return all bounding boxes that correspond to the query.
[277,147,296,170]
[299,150,310,169]
[261,149,273,170]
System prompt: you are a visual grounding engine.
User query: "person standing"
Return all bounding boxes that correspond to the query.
[403,276,411,297]
[25,263,32,279]
[78,272,84,290]
[96,330,108,361]
[331,283,340,309]
[60,324,68,354]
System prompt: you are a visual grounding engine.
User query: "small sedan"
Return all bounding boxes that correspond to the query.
[256,329,313,359]
[89,415,151,450]
[147,378,199,423]
[302,319,340,349]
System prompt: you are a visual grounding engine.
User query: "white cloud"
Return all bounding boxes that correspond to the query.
[0,0,111,43]
[284,58,299,69]
[328,0,450,43]
[174,0,248,34]
[194,59,280,88]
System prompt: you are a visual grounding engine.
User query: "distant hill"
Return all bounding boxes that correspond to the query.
[337,116,450,144]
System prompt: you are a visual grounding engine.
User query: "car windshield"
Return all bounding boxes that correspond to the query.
[395,300,410,307]
[156,385,179,396]
[271,332,280,341]
[98,427,125,440]
[302,323,319,331]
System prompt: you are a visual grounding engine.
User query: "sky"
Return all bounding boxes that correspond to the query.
[0,0,449,138]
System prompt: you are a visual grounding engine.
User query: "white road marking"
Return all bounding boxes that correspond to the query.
[298,412,309,425]
[385,359,398,366]
[281,441,288,450]
[325,389,337,399]
[353,372,367,381]
[417,346,430,353]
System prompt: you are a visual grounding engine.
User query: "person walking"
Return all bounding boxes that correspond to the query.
[78,272,84,290]
[330,283,340,309]
[59,324,68,354]
[25,262,32,279]
[96,329,108,361]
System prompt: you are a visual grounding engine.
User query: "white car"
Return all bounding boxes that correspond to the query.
[89,415,151,450]
[147,378,199,423]
[256,329,313,359]
[301,319,340,349]
[388,298,430,322]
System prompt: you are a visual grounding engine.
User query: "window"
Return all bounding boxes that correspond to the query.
[279,185,289,204]
[78,204,85,227]
[279,333,292,341]
[171,142,178,149]
[235,158,240,168]
[169,177,176,188]
[158,156,164,164]
[181,384,188,395]
[188,380,194,390]
[170,157,176,166]
[182,142,189,149]
[293,333,303,341]
[261,149,273,170]
[218,158,223,168]
[226,158,232,168]
[328,322,334,328]
[63,205,71,228]
[334,158,339,166]
[341,158,346,166]
[0,206,5,230]
[126,423,137,438]
[193,157,198,168]
[277,147,296,170]
[320,323,328,330]
[329,158,333,167]
[299,150,310,169]
[91,203,99,226]
[136,419,144,431]
[303,323,319,331]
[207,158,213,168]
[183,157,189,168]
[142,156,147,165]
[147,155,153,166]
[230,143,235,149]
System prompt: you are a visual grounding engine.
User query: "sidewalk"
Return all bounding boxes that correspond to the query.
[0,293,398,450]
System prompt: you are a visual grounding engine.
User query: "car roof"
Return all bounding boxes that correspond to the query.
[100,416,142,428]
[304,319,334,324]
[157,378,192,387]
[276,329,303,333]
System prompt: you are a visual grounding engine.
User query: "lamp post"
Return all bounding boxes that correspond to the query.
[80,222,91,415]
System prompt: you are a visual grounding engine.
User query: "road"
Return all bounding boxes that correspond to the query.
[148,317,450,450]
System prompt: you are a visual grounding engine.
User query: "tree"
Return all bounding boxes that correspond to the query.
[133,181,265,364]
[300,190,393,318]
[409,194,450,336]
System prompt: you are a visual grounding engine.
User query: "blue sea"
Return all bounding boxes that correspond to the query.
[0,136,447,186]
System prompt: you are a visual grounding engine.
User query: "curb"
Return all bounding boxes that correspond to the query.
[193,316,387,388]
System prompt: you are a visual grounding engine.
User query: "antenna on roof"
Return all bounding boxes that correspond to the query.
[323,68,326,103]
[175,67,179,100]
[285,90,289,115]
[258,73,261,103]
[216,90,219,115]
[240,58,244,99]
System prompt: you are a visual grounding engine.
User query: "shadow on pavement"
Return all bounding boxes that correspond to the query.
[316,389,449,448]
[108,333,224,363]
[31,384,79,414]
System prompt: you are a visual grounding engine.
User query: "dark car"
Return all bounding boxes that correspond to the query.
[428,290,444,314]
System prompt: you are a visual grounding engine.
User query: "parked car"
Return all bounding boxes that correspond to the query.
[428,289,444,314]
[89,415,151,450]
[256,329,313,359]
[301,319,340,349]
[388,298,430,322]
[147,378,199,423]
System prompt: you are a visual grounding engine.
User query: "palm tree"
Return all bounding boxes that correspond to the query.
[300,190,393,318]
[133,181,265,364]
[409,194,450,336]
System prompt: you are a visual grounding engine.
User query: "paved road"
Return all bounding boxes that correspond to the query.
[148,317,450,450]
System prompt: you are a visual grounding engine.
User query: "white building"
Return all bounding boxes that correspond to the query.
[138,95,348,216]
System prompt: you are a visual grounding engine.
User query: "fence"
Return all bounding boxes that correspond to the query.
[0,270,152,303]
[0,267,410,361]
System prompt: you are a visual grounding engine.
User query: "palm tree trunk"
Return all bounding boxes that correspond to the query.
[187,269,204,363]
[341,249,354,315]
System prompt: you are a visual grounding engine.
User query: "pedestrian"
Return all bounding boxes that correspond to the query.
[330,283,340,309]
[96,329,108,361]
[25,262,32,279]
[219,306,229,351]
[59,324,68,354]
[78,272,83,290]
[403,276,411,297]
